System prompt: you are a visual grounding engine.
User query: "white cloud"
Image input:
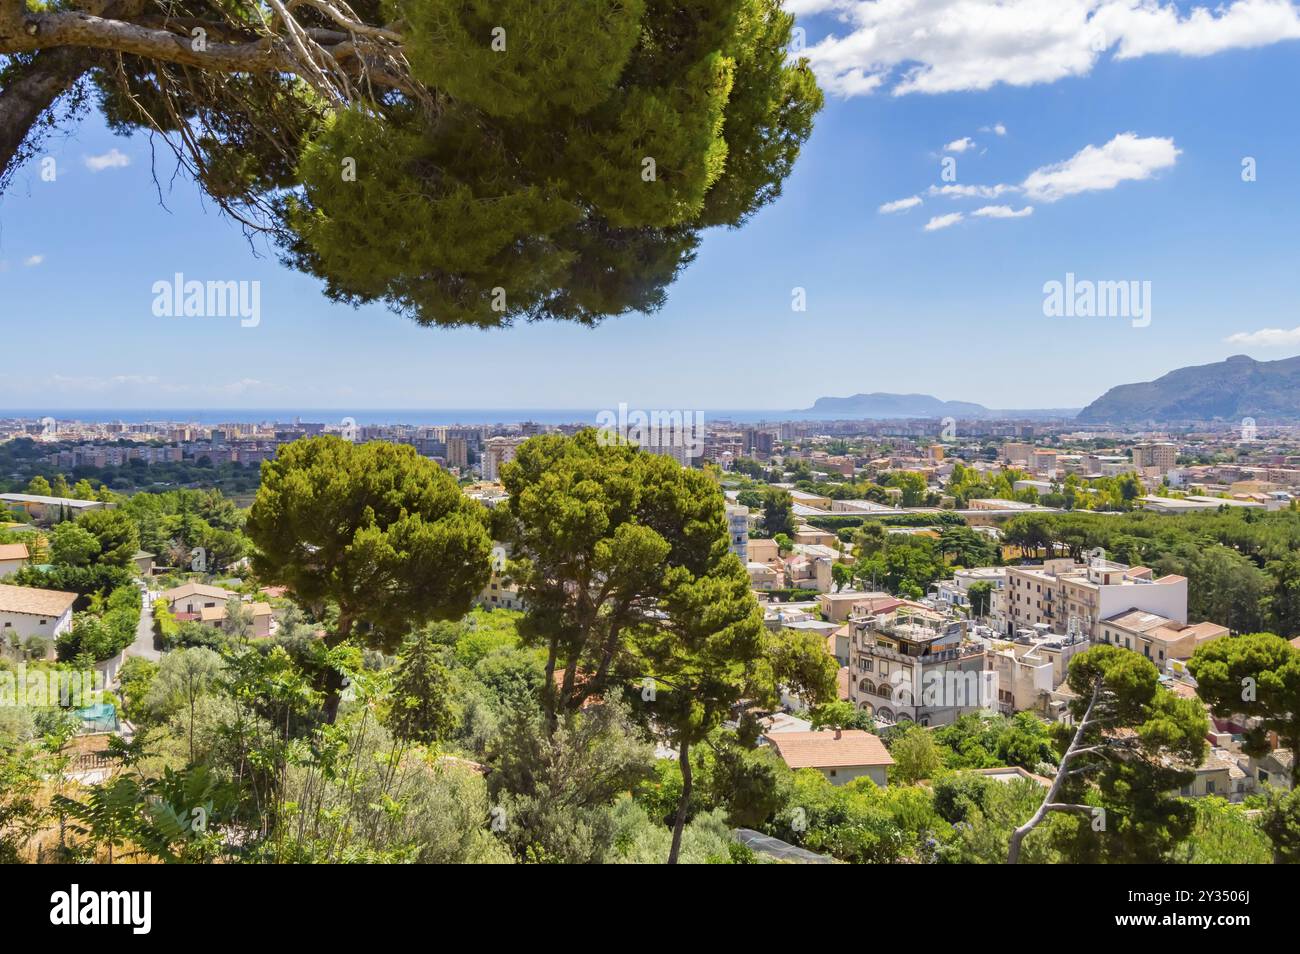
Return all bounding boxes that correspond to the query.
[972,204,1034,217]
[22,255,44,267]
[83,148,131,172]
[924,212,964,231]
[1224,326,1300,347]
[50,374,159,391]
[943,136,976,153]
[799,0,1300,97]
[1021,132,1179,201]
[928,183,1017,199]
[982,122,1009,136]
[879,195,923,213]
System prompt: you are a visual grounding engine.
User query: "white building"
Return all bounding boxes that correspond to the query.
[0,543,30,578]
[726,504,749,565]
[0,583,77,652]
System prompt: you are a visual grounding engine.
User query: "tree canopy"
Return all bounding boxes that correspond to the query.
[1,0,821,328]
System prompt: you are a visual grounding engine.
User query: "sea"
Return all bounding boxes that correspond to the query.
[0,408,796,427]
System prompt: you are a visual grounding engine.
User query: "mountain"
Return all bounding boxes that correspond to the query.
[1076,354,1300,424]
[801,393,987,418]
[796,393,1077,420]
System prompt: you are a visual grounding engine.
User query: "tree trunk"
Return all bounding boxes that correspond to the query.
[0,46,92,188]
[319,618,352,724]
[320,664,346,724]
[1008,679,1101,863]
[667,740,692,865]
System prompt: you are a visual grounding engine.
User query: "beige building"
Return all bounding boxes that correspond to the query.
[199,601,274,638]
[999,558,1187,641]
[1098,610,1228,665]
[847,609,986,727]
[1133,442,1178,473]
[764,729,894,786]
[481,437,525,481]
[162,581,238,616]
[445,436,469,471]
[986,631,1090,718]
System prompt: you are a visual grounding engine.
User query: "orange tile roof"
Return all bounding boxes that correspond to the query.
[765,729,894,770]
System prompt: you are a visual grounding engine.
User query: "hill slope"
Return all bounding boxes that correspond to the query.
[1076,354,1300,423]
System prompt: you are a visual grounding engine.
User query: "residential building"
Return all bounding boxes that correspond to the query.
[162,582,238,617]
[199,601,274,638]
[725,505,749,564]
[986,629,1090,718]
[764,729,894,786]
[0,543,29,577]
[132,550,155,577]
[817,590,889,623]
[847,609,987,727]
[481,437,524,481]
[747,562,780,590]
[1099,610,1228,665]
[1181,749,1251,801]
[1134,442,1178,473]
[929,567,1005,614]
[999,558,1187,641]
[445,436,469,471]
[0,583,77,651]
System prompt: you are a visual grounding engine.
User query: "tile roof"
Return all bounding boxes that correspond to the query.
[765,729,894,770]
[0,582,77,617]
[0,543,30,561]
[162,582,236,602]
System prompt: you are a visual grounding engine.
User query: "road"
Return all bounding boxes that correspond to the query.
[127,583,162,663]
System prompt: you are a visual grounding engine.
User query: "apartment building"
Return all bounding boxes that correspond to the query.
[928,567,1006,615]
[445,436,469,471]
[1030,449,1058,476]
[1098,610,1228,665]
[1133,442,1178,473]
[725,505,750,565]
[847,609,987,727]
[481,436,525,481]
[986,629,1090,718]
[998,558,1187,640]
[1000,442,1034,465]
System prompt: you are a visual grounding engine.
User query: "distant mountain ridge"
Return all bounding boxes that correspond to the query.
[1076,354,1300,424]
[797,392,1076,420]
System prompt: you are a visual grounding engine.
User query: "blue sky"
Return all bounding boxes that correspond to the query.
[2,0,1299,412]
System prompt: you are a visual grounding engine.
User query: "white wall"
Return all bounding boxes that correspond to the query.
[0,607,72,644]
[1097,577,1187,625]
[819,765,888,787]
